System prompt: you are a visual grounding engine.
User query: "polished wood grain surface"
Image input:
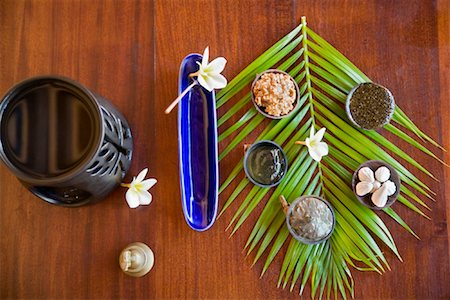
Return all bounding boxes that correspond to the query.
[1,0,449,299]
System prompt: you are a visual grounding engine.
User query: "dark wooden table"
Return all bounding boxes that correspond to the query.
[1,0,449,299]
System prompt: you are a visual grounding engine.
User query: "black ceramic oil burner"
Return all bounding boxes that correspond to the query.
[0,76,133,206]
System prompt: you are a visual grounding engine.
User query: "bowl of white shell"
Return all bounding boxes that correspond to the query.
[351,160,400,210]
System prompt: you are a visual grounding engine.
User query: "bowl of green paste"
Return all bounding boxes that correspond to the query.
[243,140,287,188]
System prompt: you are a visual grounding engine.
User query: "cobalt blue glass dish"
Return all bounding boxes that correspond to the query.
[178,53,219,231]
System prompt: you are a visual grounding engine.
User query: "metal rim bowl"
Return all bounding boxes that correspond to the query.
[286,195,336,245]
[345,82,395,130]
[251,69,300,120]
[243,140,288,188]
[0,76,103,184]
[351,160,400,210]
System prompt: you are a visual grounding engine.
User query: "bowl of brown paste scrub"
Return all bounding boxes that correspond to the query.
[345,82,395,130]
[286,195,335,245]
[251,69,300,119]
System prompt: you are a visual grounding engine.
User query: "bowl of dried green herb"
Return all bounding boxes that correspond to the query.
[345,82,395,130]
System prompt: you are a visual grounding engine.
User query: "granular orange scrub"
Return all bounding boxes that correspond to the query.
[252,72,296,117]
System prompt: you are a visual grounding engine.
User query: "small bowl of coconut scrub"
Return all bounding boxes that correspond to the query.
[281,195,335,244]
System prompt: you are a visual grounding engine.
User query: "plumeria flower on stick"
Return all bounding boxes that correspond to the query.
[121,168,157,208]
[295,126,329,162]
[165,46,227,114]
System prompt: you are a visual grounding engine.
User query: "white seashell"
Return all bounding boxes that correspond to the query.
[371,184,389,207]
[356,181,374,196]
[371,180,381,193]
[383,180,396,196]
[358,167,375,183]
[375,166,390,183]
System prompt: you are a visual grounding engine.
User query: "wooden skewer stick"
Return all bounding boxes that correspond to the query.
[279,195,290,214]
[294,141,306,145]
[164,81,198,114]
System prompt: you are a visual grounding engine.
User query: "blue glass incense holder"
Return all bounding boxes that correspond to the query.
[178,54,218,231]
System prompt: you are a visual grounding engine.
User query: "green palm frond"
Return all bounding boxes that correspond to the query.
[217,17,445,298]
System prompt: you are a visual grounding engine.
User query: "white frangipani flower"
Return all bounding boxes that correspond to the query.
[355,165,396,207]
[296,126,329,162]
[165,46,227,114]
[195,46,227,92]
[121,168,157,209]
